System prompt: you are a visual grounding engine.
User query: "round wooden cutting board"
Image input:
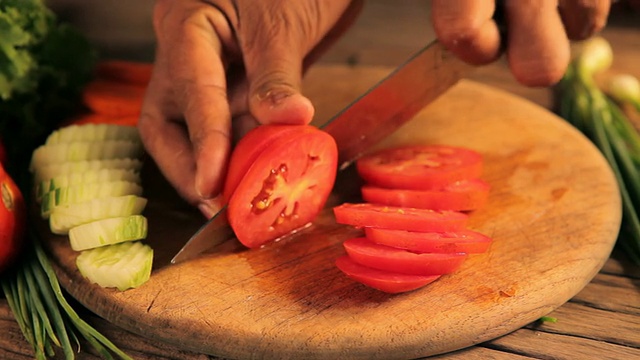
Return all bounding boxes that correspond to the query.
[42,65,622,359]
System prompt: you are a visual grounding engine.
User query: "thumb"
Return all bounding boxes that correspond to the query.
[243,27,315,125]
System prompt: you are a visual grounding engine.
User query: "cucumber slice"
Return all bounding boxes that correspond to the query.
[69,215,148,251]
[36,168,141,203]
[33,158,143,184]
[29,140,144,173]
[76,241,153,291]
[45,124,140,145]
[50,195,147,235]
[41,181,143,219]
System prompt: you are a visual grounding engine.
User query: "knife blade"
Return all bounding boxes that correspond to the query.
[170,40,474,265]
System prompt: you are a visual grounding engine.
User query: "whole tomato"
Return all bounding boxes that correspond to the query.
[0,164,26,274]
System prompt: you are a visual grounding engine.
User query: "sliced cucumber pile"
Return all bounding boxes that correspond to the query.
[30,123,154,291]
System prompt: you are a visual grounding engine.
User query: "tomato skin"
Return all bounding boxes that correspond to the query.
[0,165,26,274]
[223,125,311,203]
[335,256,440,294]
[361,179,490,211]
[364,228,492,254]
[356,145,483,190]
[228,127,338,248]
[343,237,467,276]
[333,203,468,233]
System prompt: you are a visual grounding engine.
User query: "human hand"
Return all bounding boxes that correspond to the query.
[431,0,611,87]
[138,0,362,217]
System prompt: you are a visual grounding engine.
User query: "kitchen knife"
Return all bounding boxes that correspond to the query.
[170,40,474,265]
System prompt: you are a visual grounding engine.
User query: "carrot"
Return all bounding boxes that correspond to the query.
[82,79,146,117]
[95,60,153,86]
[61,112,139,127]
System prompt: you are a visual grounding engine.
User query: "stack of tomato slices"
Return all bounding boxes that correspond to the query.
[333,144,492,294]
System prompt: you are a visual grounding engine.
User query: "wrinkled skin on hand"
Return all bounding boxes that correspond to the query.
[138,0,361,217]
[431,0,611,86]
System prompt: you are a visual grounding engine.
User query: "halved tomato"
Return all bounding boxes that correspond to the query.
[343,237,467,276]
[227,127,338,248]
[364,228,492,254]
[223,124,309,203]
[356,145,483,190]
[335,256,440,294]
[361,178,490,211]
[333,203,468,232]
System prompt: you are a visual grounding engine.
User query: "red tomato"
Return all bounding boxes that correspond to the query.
[361,178,490,211]
[223,125,307,203]
[343,237,467,276]
[364,228,492,254]
[335,256,440,294]
[356,145,483,190]
[227,127,338,248]
[0,165,26,273]
[333,203,468,232]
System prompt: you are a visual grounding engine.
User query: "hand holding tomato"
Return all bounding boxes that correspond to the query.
[137,0,362,217]
[431,0,611,87]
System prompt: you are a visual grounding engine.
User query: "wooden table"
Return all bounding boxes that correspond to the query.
[1,3,639,359]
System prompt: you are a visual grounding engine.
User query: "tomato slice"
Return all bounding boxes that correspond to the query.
[228,127,338,248]
[364,228,492,254]
[333,203,468,232]
[343,237,467,276]
[361,178,490,211]
[82,79,145,117]
[335,256,440,294]
[223,125,310,203]
[356,145,483,190]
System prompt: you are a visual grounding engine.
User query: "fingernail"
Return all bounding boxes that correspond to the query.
[198,202,217,219]
[257,89,292,107]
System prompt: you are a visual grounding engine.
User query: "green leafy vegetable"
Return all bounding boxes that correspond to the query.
[0,0,97,177]
[556,37,640,265]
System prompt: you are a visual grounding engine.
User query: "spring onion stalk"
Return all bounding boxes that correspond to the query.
[556,37,640,264]
[1,228,134,359]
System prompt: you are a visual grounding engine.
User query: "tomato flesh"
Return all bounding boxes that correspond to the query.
[335,256,440,294]
[365,228,492,254]
[361,178,490,211]
[343,237,467,276]
[356,145,483,190]
[223,125,310,203]
[333,203,468,232]
[228,127,337,248]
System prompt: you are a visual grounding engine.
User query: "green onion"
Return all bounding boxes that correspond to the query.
[556,37,640,265]
[1,228,134,359]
